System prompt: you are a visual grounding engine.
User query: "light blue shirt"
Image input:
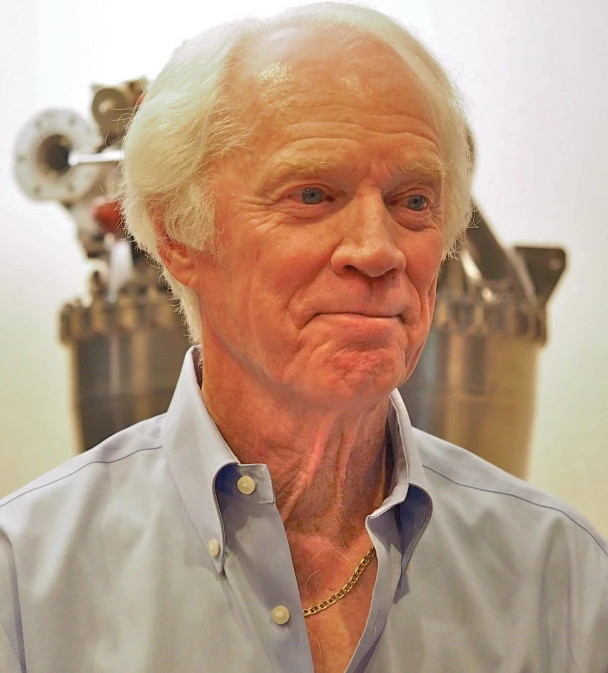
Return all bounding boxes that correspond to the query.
[1,347,607,672]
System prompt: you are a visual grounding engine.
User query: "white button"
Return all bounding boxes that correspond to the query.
[271,605,290,625]
[208,539,220,557]
[237,475,256,495]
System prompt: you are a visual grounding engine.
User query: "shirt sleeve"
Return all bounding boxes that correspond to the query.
[571,533,608,672]
[0,518,24,673]
[592,563,608,672]
[0,618,22,673]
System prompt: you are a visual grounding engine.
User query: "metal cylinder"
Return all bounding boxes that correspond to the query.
[400,301,543,476]
[60,287,190,450]
[400,244,565,478]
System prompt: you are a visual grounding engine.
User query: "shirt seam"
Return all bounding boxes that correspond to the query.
[0,446,161,511]
[0,613,21,671]
[423,464,608,557]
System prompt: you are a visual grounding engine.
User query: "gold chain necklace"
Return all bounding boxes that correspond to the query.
[302,546,376,618]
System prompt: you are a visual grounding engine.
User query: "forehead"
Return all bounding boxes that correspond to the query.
[230,25,439,140]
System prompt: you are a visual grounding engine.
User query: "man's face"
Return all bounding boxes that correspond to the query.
[190,29,445,410]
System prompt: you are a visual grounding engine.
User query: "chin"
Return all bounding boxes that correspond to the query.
[307,353,404,408]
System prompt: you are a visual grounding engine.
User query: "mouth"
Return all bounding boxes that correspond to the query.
[316,311,404,324]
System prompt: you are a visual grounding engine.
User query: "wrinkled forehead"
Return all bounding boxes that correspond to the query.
[229,25,437,127]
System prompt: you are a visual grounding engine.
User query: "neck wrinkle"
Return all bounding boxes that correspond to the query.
[199,354,391,545]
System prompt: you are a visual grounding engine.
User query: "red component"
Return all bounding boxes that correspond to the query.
[92,197,125,234]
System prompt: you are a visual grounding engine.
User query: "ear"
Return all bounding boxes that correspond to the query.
[149,202,198,288]
[158,237,199,289]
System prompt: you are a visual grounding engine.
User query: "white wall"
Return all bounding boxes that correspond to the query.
[1,0,606,533]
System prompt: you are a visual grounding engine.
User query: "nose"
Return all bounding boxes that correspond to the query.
[330,191,406,279]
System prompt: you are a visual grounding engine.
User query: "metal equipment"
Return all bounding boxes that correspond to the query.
[13,81,190,450]
[13,80,565,476]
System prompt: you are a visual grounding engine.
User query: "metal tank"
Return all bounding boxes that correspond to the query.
[59,261,189,450]
[13,80,565,476]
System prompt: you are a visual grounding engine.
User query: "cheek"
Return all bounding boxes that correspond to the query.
[249,241,327,327]
[404,232,443,292]
[210,223,328,336]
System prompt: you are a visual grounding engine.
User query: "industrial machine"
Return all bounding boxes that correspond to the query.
[13,81,190,451]
[13,80,565,477]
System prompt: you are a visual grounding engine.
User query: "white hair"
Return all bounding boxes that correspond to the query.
[120,2,473,344]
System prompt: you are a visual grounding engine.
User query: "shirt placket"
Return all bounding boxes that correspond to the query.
[216,464,315,673]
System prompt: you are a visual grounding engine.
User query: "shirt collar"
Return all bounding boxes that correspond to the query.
[387,391,434,577]
[162,347,238,574]
[162,347,433,576]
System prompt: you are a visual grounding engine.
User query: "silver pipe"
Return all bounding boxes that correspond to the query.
[68,148,124,167]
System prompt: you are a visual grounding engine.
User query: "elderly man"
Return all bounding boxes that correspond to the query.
[1,4,607,673]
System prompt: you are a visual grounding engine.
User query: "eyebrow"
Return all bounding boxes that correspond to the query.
[259,156,353,192]
[259,153,447,193]
[391,158,447,186]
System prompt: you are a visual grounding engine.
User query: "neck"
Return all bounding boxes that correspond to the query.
[200,352,391,547]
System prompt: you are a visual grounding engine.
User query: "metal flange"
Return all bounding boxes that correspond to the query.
[432,294,547,343]
[60,288,184,344]
[13,109,103,203]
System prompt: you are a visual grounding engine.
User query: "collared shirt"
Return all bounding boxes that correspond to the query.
[0,347,607,673]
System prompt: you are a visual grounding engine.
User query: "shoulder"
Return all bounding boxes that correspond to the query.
[0,415,168,671]
[412,429,608,667]
[0,414,165,528]
[0,414,166,666]
[413,427,608,558]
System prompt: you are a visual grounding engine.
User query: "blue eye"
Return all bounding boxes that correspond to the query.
[406,195,428,211]
[300,187,326,204]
